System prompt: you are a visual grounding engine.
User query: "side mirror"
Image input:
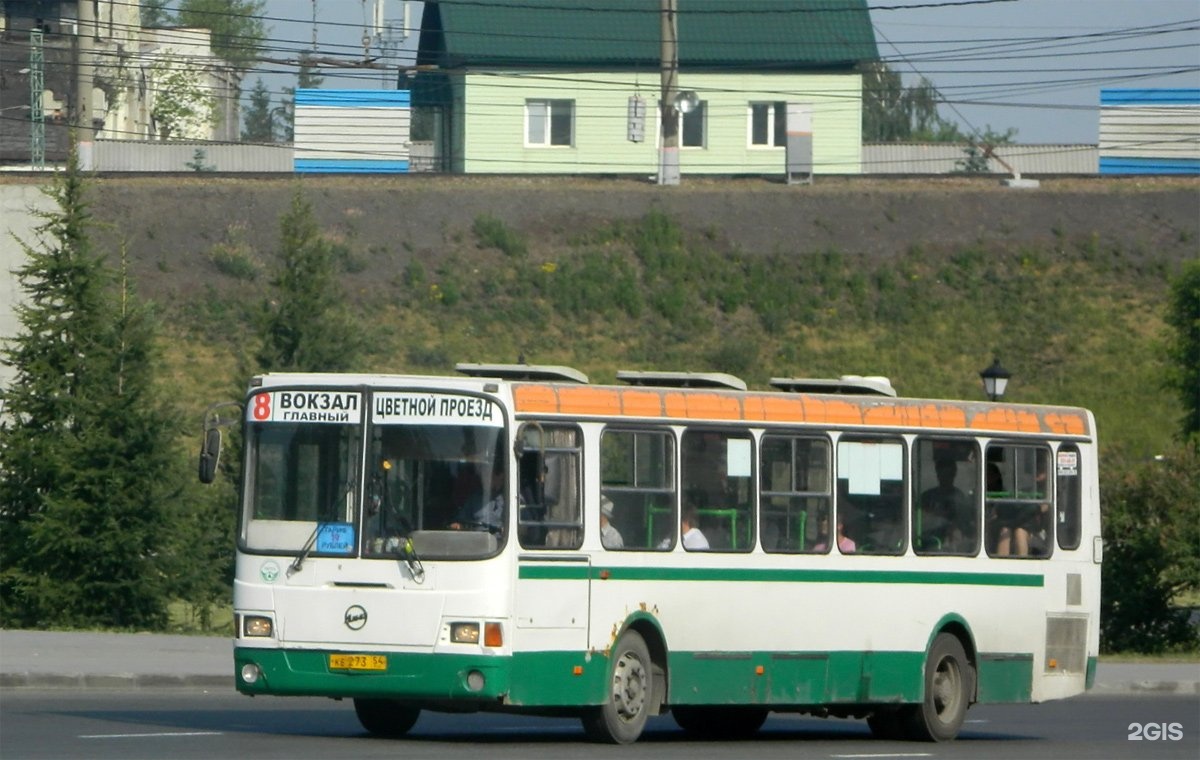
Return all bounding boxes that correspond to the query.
[199,427,222,484]
[198,400,243,484]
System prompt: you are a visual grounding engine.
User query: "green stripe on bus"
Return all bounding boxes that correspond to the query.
[518,565,1043,587]
[236,646,1037,707]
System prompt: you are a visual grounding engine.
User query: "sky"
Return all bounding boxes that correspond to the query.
[251,0,1200,144]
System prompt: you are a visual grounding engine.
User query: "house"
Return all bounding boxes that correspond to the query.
[0,1,239,165]
[412,0,879,176]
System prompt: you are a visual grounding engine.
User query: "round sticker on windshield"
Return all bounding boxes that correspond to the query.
[260,561,281,583]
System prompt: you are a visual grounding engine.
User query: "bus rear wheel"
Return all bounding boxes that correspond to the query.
[582,630,654,744]
[902,632,973,742]
[353,698,420,737]
[673,706,769,738]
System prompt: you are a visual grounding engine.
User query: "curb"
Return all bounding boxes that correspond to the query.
[1090,680,1200,696]
[0,673,232,690]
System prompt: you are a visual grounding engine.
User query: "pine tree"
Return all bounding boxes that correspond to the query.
[242,77,277,142]
[255,189,362,372]
[280,54,325,142]
[177,0,267,72]
[0,153,181,629]
[1164,259,1200,441]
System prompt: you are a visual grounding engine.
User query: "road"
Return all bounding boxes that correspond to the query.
[1,691,1196,760]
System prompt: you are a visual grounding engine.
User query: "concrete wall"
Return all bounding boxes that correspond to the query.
[0,182,53,402]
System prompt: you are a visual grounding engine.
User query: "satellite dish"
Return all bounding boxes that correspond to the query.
[674,90,699,114]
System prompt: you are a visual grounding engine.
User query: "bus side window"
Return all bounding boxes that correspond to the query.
[1055,443,1082,550]
[836,437,906,555]
[985,444,1052,559]
[912,438,980,556]
[682,430,753,552]
[516,424,583,550]
[601,429,675,551]
[760,435,831,554]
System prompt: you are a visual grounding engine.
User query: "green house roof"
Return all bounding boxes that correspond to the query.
[417,0,879,71]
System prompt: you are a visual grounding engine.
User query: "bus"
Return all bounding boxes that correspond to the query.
[199,363,1101,745]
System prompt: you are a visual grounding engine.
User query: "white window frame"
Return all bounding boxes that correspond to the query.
[525,99,575,148]
[654,100,709,150]
[748,101,787,148]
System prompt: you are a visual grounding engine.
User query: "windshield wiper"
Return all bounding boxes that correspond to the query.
[288,486,353,577]
[288,524,321,577]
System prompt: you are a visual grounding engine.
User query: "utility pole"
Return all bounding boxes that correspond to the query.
[75,0,96,170]
[657,0,679,186]
[29,29,45,170]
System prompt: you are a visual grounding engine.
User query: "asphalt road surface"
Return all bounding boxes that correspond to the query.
[1,690,1196,760]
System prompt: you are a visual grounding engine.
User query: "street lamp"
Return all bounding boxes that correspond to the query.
[979,358,1011,402]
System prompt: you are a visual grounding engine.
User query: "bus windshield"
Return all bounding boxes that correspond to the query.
[364,422,506,559]
[240,388,507,560]
[242,420,361,554]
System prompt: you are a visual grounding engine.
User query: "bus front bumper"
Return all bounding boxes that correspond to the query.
[234,646,511,702]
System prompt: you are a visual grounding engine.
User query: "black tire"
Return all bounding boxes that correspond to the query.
[353,698,420,737]
[866,707,906,740]
[582,630,654,744]
[902,633,974,742]
[673,706,769,739]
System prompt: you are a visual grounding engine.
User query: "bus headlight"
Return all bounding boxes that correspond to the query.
[243,615,274,638]
[450,622,480,644]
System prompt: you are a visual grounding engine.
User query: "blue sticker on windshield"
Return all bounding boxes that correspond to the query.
[317,523,355,554]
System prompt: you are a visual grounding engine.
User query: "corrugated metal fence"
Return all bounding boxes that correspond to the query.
[93,140,1100,175]
[95,140,292,172]
[861,143,1098,175]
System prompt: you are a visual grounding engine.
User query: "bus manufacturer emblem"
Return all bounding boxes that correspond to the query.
[344,605,368,630]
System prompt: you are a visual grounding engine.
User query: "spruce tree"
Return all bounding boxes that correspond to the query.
[242,78,277,142]
[0,154,180,629]
[255,189,362,372]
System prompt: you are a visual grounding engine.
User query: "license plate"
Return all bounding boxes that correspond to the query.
[329,653,387,671]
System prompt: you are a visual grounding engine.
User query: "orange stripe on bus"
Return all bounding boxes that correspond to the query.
[512,385,1090,436]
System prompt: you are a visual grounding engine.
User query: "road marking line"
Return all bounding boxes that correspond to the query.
[832,754,933,759]
[79,732,223,739]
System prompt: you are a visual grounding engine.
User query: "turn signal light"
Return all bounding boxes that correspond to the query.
[484,622,503,647]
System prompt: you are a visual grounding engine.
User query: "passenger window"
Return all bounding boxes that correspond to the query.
[601,429,675,550]
[760,435,831,553]
[836,438,906,555]
[1055,444,1082,550]
[517,424,583,550]
[912,439,980,555]
[681,430,754,552]
[985,444,1052,558]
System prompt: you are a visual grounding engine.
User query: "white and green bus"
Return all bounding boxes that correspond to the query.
[202,363,1101,744]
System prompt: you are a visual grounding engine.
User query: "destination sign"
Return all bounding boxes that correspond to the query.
[372,392,502,427]
[247,391,363,424]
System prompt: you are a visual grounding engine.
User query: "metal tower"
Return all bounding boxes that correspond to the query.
[29,29,45,170]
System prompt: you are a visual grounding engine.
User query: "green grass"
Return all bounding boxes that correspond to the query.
[168,600,233,636]
[164,209,1188,466]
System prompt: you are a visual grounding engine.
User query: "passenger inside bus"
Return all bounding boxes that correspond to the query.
[812,513,855,553]
[599,496,624,549]
[450,467,505,532]
[660,506,709,550]
[918,458,971,552]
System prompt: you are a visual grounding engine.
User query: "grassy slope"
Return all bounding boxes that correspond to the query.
[8,173,1177,459]
[146,183,1197,461]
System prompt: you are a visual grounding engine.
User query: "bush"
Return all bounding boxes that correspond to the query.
[1100,442,1200,653]
[472,214,527,258]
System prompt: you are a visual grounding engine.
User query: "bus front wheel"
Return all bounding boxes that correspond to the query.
[582,630,654,744]
[903,632,973,742]
[353,698,420,737]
